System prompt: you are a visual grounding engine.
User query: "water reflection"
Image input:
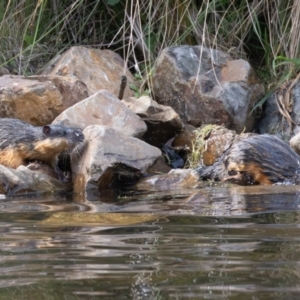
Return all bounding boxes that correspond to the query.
[0,184,300,299]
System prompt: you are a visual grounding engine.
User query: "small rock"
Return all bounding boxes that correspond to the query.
[146,156,172,175]
[72,125,162,191]
[53,90,147,137]
[134,169,199,191]
[26,161,59,179]
[0,164,69,195]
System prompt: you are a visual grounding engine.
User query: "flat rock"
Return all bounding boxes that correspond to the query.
[72,125,162,191]
[133,169,199,191]
[53,90,147,137]
[0,164,68,195]
[44,46,136,98]
[152,45,264,132]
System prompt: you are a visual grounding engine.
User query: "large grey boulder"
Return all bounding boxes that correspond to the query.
[152,45,264,132]
[72,125,162,191]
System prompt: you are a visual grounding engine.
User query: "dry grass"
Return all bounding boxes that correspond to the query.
[185,124,222,169]
[0,0,300,92]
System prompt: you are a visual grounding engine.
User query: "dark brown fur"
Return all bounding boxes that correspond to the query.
[197,134,300,185]
[0,118,84,172]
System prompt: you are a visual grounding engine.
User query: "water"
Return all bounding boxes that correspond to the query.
[1,184,300,299]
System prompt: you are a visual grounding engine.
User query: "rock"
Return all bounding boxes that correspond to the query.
[72,125,162,191]
[122,95,183,147]
[257,80,300,141]
[133,169,199,191]
[0,67,9,76]
[44,46,136,98]
[29,75,89,111]
[152,45,264,132]
[0,164,69,195]
[0,75,63,125]
[26,161,59,179]
[53,90,147,137]
[146,156,172,175]
[0,75,88,125]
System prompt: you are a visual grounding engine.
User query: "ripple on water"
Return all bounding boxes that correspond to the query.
[0,184,300,299]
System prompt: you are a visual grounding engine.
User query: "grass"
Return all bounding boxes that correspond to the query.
[1,0,300,97]
[185,124,223,169]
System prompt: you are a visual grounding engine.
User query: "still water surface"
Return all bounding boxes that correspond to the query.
[1,184,300,299]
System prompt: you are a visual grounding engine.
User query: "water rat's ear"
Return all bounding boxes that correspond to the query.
[43,125,51,136]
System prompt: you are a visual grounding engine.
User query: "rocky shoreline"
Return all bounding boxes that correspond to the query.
[0,45,300,195]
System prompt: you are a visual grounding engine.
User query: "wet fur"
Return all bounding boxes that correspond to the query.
[0,118,84,169]
[198,134,300,185]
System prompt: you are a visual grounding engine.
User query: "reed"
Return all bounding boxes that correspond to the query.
[0,0,299,97]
